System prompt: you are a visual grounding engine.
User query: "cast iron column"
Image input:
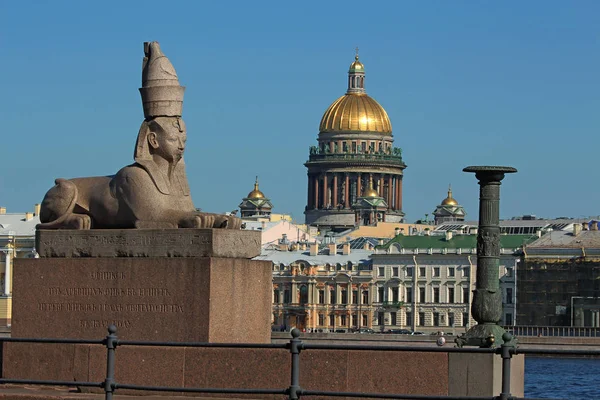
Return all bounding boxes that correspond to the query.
[456,166,517,348]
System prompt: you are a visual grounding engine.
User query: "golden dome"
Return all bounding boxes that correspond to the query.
[247,177,265,199]
[349,55,364,72]
[441,185,458,206]
[319,94,392,134]
[363,187,379,198]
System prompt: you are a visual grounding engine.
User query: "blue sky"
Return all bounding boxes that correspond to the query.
[1,1,599,222]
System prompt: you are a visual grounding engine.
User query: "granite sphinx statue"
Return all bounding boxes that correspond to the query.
[38,42,241,230]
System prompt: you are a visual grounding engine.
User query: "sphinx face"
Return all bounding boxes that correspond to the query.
[151,117,187,163]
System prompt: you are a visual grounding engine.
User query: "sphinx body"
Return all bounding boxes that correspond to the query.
[39,117,238,230]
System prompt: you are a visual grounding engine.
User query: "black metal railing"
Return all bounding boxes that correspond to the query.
[503,325,600,337]
[1,326,599,400]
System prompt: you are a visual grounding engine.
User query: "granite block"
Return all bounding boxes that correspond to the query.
[36,229,261,259]
[11,257,272,343]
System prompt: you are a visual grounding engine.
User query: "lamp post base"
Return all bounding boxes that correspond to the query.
[455,323,517,348]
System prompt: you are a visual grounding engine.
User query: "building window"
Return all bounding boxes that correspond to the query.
[419,287,426,303]
[391,312,397,326]
[330,288,336,304]
[362,290,369,304]
[340,315,347,326]
[449,312,455,327]
[318,290,324,304]
[506,313,513,325]
[462,266,469,277]
[351,314,357,327]
[433,312,440,327]
[506,267,513,278]
[433,287,440,303]
[341,289,348,305]
[378,312,384,325]
[391,287,399,302]
[273,290,280,303]
[433,267,440,277]
[299,285,308,304]
[463,313,469,327]
[392,267,399,277]
[284,289,291,304]
[406,267,413,277]
[418,312,425,326]
[362,314,368,327]
[406,287,413,302]
[448,267,455,277]
[448,287,455,304]
[378,287,385,302]
[378,267,385,277]
[405,312,412,326]
[463,287,470,303]
[352,142,357,152]
[352,290,358,304]
[318,314,325,326]
[419,267,426,277]
[329,314,335,327]
[506,288,513,304]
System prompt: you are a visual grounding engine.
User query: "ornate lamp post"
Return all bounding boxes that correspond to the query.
[456,166,517,348]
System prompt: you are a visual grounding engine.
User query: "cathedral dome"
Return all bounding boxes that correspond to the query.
[319,52,391,135]
[319,94,392,134]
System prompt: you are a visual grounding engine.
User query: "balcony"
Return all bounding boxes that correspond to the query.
[306,151,405,166]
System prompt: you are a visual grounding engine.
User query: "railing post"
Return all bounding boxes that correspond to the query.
[288,328,303,400]
[103,325,118,400]
[498,332,514,400]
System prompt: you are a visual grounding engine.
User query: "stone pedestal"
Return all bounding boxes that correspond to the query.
[448,352,525,397]
[4,229,272,382]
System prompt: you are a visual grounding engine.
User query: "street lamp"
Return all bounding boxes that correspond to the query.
[456,166,517,348]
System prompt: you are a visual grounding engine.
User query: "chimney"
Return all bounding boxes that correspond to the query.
[573,223,582,236]
[279,243,288,251]
[25,212,34,221]
[424,229,431,236]
[445,231,453,241]
[299,242,306,251]
[0,207,6,214]
[582,222,589,231]
[591,221,598,231]
[469,227,478,235]
[536,229,542,238]
[378,239,384,246]
[363,242,370,250]
[309,243,318,256]
[394,227,400,236]
[34,203,41,216]
[328,243,336,255]
[261,221,267,230]
[342,243,351,255]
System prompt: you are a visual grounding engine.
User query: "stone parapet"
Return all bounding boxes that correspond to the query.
[36,228,261,259]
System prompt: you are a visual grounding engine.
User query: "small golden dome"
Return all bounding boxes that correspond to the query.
[441,185,458,206]
[319,94,392,134]
[363,187,379,197]
[349,55,364,72]
[247,177,265,199]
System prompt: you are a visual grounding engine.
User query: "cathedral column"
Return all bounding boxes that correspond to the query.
[307,175,313,209]
[398,177,403,211]
[314,176,319,209]
[344,173,350,208]
[377,175,382,195]
[387,175,393,207]
[357,173,362,197]
[338,140,343,153]
[332,174,338,207]
[323,173,329,208]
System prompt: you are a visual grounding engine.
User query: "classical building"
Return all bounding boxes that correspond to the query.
[238,177,273,219]
[432,185,466,225]
[255,241,374,332]
[518,222,600,327]
[304,52,406,232]
[370,232,535,334]
[0,205,40,326]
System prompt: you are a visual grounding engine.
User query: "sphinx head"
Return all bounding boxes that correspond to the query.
[134,117,187,164]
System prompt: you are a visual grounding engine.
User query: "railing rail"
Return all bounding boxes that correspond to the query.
[503,325,600,337]
[2,326,599,400]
